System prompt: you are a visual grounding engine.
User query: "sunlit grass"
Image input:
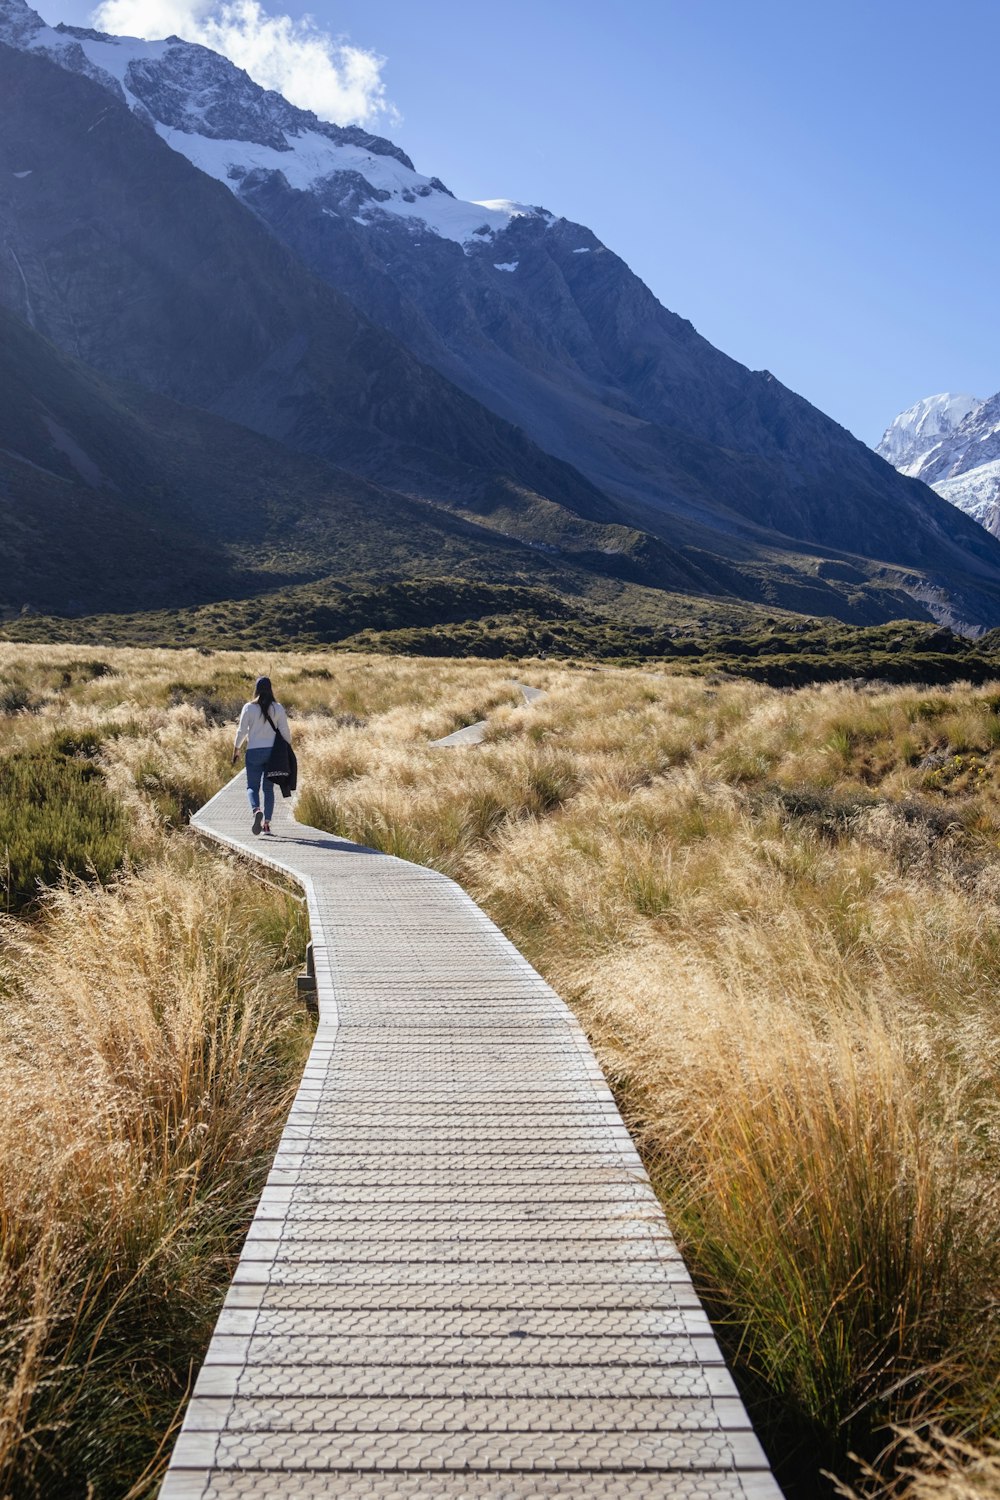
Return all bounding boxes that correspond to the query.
[0,647,313,1497]
[292,661,1000,1497]
[3,644,1000,1495]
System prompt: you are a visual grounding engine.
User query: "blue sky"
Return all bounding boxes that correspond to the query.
[52,0,1000,444]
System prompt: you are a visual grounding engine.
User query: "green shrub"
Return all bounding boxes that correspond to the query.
[50,728,106,759]
[0,747,131,914]
[0,683,34,714]
[167,680,246,726]
[73,658,113,681]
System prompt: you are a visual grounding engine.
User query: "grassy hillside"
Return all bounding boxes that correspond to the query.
[8,579,1000,690]
[3,301,998,641]
[3,307,997,640]
[2,644,1000,1496]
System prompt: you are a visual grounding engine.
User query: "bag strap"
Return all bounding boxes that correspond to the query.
[261,704,278,735]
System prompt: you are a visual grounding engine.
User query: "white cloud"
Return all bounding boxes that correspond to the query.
[89,0,395,126]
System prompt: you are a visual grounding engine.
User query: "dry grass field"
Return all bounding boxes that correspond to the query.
[0,648,314,1497]
[2,643,1000,1497]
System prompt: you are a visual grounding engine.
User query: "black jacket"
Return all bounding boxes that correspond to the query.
[264,715,298,797]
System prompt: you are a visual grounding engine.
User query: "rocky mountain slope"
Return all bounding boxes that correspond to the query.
[878,393,1000,538]
[0,301,610,617]
[3,39,700,589]
[5,0,1000,632]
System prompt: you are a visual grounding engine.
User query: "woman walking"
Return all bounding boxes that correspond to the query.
[232,676,292,835]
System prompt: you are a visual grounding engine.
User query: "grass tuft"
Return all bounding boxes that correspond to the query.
[0,851,311,1496]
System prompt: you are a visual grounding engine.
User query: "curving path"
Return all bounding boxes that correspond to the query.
[160,773,781,1498]
[429,682,546,748]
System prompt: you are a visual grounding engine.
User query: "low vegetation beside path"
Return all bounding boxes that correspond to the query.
[0,648,313,1497]
[295,658,1000,1498]
[2,643,1000,1497]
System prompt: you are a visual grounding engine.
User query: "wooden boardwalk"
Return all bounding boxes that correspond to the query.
[161,776,781,1498]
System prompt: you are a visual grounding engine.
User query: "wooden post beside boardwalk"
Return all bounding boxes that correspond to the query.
[160,776,782,1498]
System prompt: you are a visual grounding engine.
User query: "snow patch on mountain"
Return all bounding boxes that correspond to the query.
[0,0,553,249]
[877,392,981,477]
[878,390,1000,540]
[156,122,530,244]
[935,459,1000,538]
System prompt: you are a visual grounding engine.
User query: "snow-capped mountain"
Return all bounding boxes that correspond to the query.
[878,392,1000,537]
[0,0,550,249]
[7,0,1000,632]
[0,0,931,510]
[877,393,981,476]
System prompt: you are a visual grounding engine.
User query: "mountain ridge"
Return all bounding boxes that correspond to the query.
[5,0,1000,633]
[0,40,649,546]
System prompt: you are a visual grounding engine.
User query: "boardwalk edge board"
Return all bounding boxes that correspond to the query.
[160,775,782,1497]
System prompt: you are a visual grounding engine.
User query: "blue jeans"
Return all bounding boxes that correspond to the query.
[245,746,275,820]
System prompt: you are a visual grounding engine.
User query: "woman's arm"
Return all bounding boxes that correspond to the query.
[276,703,291,743]
[232,704,251,763]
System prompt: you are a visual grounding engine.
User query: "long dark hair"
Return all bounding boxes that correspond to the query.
[253,675,275,716]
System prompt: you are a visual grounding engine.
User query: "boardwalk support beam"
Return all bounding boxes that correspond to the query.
[296,940,318,1013]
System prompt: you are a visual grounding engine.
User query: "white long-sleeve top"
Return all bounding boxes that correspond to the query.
[234,700,291,752]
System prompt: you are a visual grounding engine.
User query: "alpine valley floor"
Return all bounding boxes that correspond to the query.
[1,646,999,1499]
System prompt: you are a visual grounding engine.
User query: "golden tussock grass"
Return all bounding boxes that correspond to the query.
[3,645,1000,1496]
[0,851,312,1496]
[293,663,1000,1496]
[837,1430,1000,1500]
[0,646,314,1496]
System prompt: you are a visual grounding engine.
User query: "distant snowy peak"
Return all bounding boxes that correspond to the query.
[0,0,553,249]
[878,389,1000,539]
[935,460,1000,535]
[876,392,981,477]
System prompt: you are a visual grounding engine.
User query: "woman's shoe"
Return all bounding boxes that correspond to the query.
[262,821,271,835]
[251,809,263,835]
